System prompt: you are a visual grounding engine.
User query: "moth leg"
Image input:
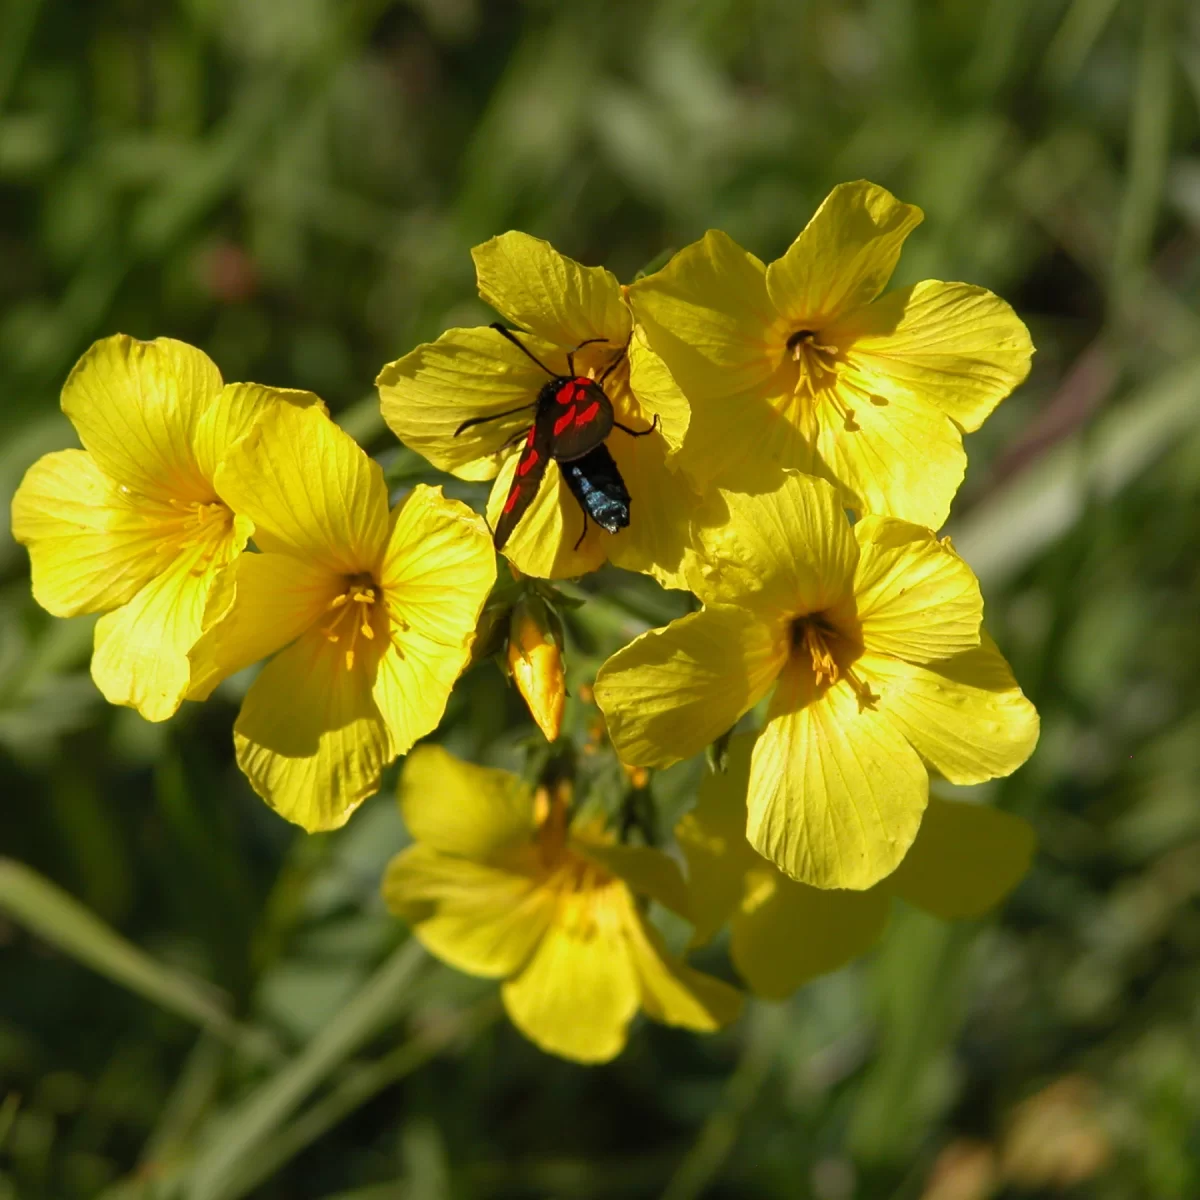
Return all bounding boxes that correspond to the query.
[573,507,589,550]
[566,336,609,377]
[613,413,660,438]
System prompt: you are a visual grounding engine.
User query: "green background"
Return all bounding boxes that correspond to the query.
[2,0,1200,1196]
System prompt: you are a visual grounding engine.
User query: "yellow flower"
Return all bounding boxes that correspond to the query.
[594,472,1039,890]
[10,334,316,722]
[383,745,743,1064]
[376,232,697,585]
[677,735,1035,1000]
[186,403,495,831]
[628,181,1033,529]
[507,595,566,742]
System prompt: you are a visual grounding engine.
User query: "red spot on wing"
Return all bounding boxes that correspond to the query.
[575,400,601,427]
[553,408,576,436]
[518,448,540,476]
[503,484,521,513]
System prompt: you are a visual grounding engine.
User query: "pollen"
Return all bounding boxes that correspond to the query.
[322,573,381,671]
[791,613,878,709]
[155,497,236,571]
[787,328,857,430]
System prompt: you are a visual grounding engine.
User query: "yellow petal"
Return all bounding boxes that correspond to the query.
[192,382,323,482]
[811,374,967,529]
[486,453,608,580]
[398,744,537,860]
[90,539,232,722]
[627,909,743,1032]
[62,335,221,502]
[595,605,787,769]
[626,324,690,456]
[832,280,1034,433]
[856,636,1039,785]
[11,450,163,617]
[690,473,859,616]
[578,841,692,918]
[382,844,550,977]
[885,797,1035,919]
[764,181,923,326]
[674,734,763,946]
[233,628,394,831]
[748,657,927,889]
[501,885,640,1064]
[629,230,783,403]
[731,875,889,1000]
[604,421,701,590]
[374,486,496,754]
[472,231,631,349]
[186,551,341,700]
[215,401,388,574]
[853,518,982,663]
[377,325,556,482]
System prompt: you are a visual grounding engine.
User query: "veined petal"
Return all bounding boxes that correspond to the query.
[731,876,889,1000]
[91,538,233,722]
[812,375,967,530]
[595,605,787,769]
[215,402,388,574]
[375,487,496,754]
[376,326,556,482]
[486,455,608,580]
[885,797,1035,919]
[472,231,631,349]
[233,628,394,831]
[690,474,858,616]
[765,181,923,326]
[192,382,323,482]
[382,845,551,978]
[853,518,982,663]
[12,450,164,617]
[625,325,690,456]
[857,636,1039,785]
[187,552,341,700]
[399,745,537,860]
[628,231,783,404]
[501,886,640,1064]
[627,910,744,1032]
[832,281,1033,433]
[62,335,221,502]
[605,424,700,590]
[748,656,927,889]
[675,734,762,946]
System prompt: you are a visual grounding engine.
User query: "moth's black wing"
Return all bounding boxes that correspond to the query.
[493,419,553,550]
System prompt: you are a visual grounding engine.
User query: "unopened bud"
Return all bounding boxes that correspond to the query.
[507,596,566,742]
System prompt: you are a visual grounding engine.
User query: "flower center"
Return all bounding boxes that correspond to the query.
[790,613,876,709]
[786,328,858,431]
[155,497,236,572]
[321,572,382,671]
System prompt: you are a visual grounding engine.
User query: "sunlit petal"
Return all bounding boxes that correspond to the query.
[765,180,923,324]
[233,628,394,831]
[62,335,221,502]
[12,450,164,617]
[596,605,787,769]
[473,230,631,349]
[748,657,927,889]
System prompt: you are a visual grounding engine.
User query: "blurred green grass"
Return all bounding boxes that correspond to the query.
[2,0,1200,1197]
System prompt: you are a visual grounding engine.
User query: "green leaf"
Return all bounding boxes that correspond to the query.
[0,858,274,1061]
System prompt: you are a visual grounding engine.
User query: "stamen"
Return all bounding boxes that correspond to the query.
[321,575,382,670]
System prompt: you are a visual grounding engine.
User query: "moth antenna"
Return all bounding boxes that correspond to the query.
[490,323,557,377]
[454,403,535,436]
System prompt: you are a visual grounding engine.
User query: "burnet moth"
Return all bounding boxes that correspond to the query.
[455,323,656,551]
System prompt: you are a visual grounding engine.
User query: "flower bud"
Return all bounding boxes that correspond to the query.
[507,596,566,742]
